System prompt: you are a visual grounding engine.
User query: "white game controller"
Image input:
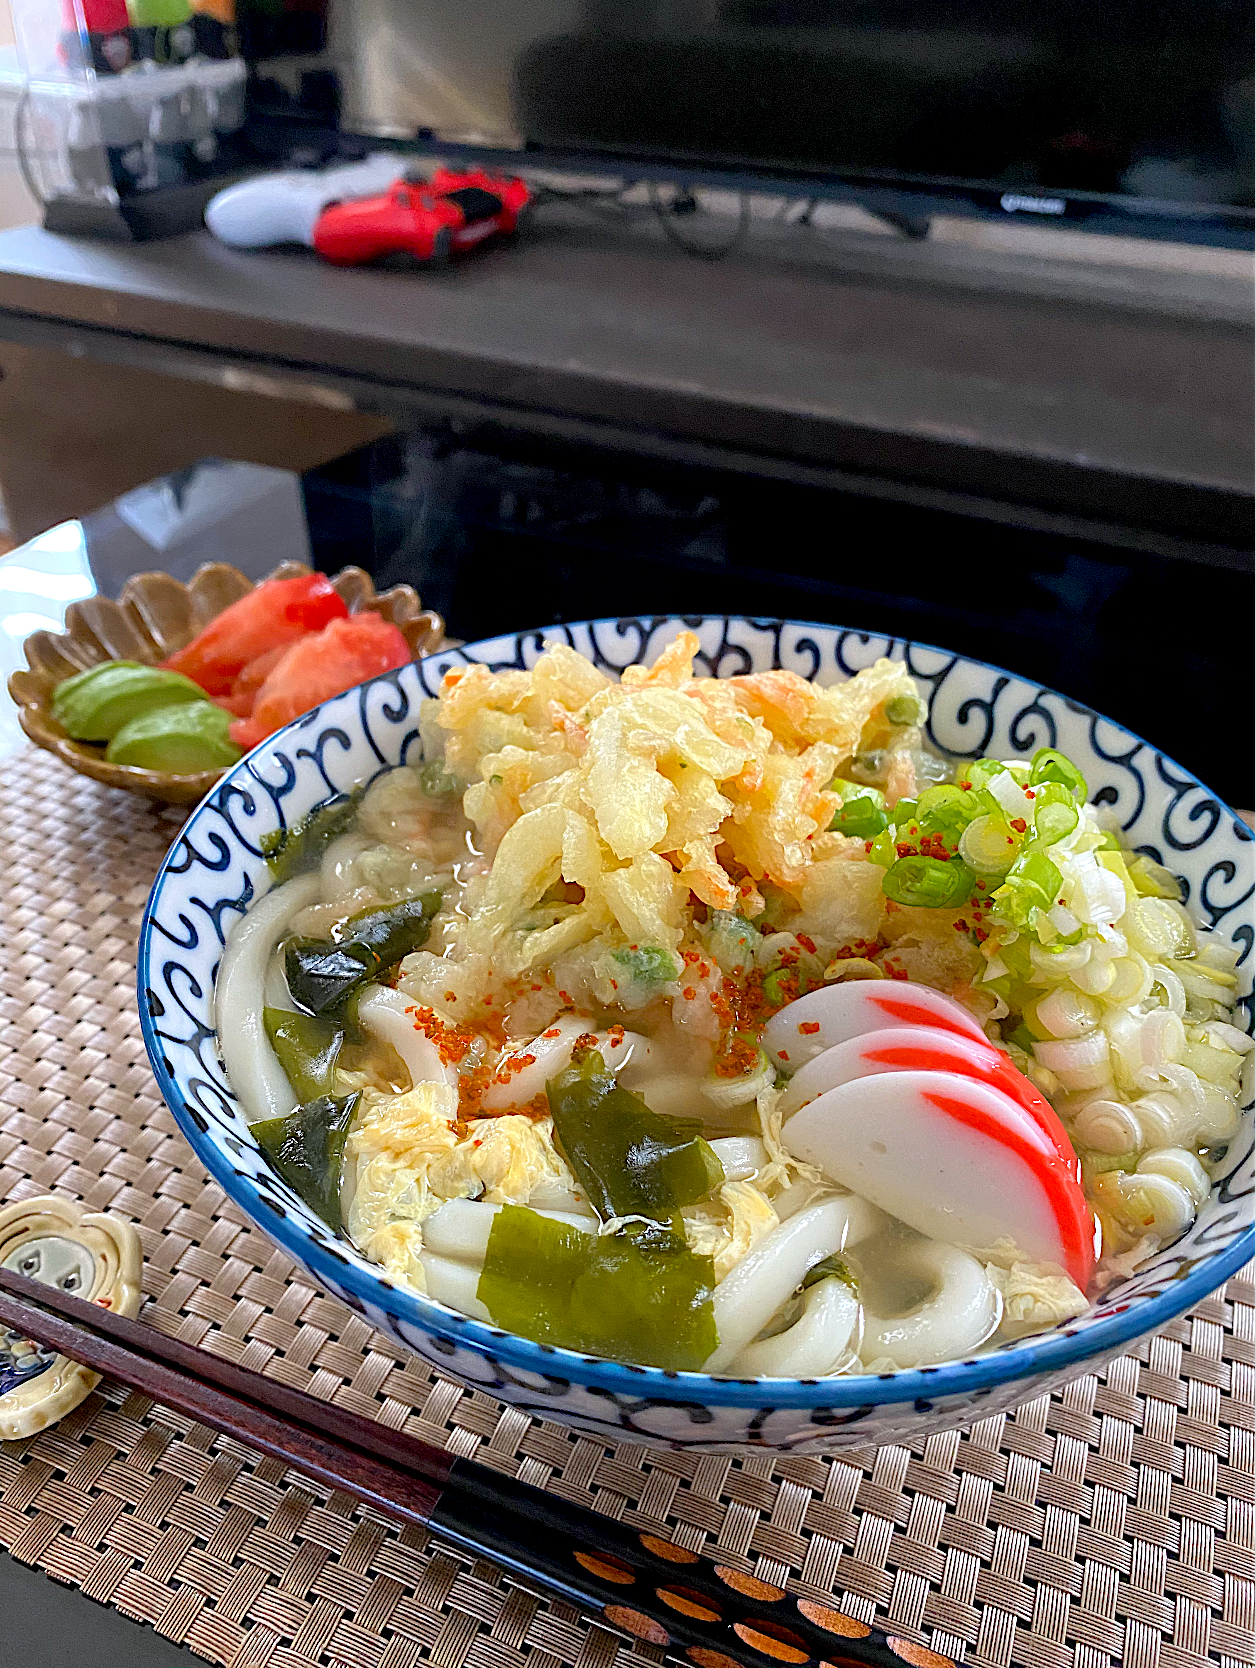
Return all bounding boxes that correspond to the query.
[205,153,405,248]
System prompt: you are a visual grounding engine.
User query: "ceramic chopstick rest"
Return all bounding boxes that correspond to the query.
[0,1196,142,1440]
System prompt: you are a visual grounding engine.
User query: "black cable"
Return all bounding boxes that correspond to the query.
[647,181,750,261]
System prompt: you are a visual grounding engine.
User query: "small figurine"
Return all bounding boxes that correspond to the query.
[0,1196,142,1441]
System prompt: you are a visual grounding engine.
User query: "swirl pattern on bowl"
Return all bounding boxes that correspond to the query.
[138,616,1254,1451]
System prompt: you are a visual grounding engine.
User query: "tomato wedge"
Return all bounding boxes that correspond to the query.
[228,612,412,750]
[213,644,291,717]
[162,574,348,696]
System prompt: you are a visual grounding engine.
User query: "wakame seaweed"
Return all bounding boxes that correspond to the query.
[477,1206,718,1370]
[251,1092,360,1230]
[261,791,363,885]
[264,1008,344,1103]
[285,891,442,1018]
[546,1048,724,1224]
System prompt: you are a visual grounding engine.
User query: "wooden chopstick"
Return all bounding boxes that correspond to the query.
[0,1271,444,1526]
[0,1265,919,1668]
[0,1263,455,1485]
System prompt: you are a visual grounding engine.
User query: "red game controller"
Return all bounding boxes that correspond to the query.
[311,167,531,265]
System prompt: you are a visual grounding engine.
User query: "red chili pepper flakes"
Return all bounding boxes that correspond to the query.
[799,1021,820,1035]
[559,990,572,1004]
[830,938,880,961]
[542,1028,562,1039]
[953,919,968,932]
[456,1060,493,1119]
[779,1050,791,1062]
[896,842,916,859]
[714,1032,761,1078]
[682,987,697,1000]
[1010,817,1027,834]
[404,1004,476,1065]
[573,1032,599,1054]
[796,933,817,954]
[607,1024,626,1048]
[494,1051,537,1082]
[610,978,619,990]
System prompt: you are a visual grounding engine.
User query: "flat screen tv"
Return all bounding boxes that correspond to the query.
[239,0,1255,248]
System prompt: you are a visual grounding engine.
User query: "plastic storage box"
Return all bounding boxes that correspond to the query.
[10,0,247,235]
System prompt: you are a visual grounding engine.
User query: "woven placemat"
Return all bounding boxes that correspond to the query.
[0,746,1252,1668]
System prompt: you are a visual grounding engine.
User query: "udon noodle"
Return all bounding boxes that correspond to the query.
[217,635,1250,1376]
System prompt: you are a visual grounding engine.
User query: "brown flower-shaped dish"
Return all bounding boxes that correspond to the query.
[8,561,447,806]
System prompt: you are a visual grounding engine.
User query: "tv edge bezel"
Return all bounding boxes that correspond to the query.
[246,110,1256,251]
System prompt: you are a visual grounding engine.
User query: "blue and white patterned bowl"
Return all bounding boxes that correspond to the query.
[138,617,1254,1452]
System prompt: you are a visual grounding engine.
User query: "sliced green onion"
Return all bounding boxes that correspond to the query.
[1127,855,1184,901]
[958,813,1018,875]
[416,758,462,797]
[883,854,974,909]
[963,759,1011,790]
[916,783,982,845]
[890,797,918,830]
[866,828,897,870]
[830,782,889,839]
[1033,798,1079,845]
[1029,747,1088,802]
[762,962,821,1008]
[991,849,1063,931]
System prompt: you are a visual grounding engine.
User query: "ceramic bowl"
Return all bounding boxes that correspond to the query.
[138,616,1254,1452]
[9,560,446,805]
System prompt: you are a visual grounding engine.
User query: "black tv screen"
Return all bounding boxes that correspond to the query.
[240,0,1255,246]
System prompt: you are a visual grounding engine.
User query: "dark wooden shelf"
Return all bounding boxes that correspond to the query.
[0,209,1250,560]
